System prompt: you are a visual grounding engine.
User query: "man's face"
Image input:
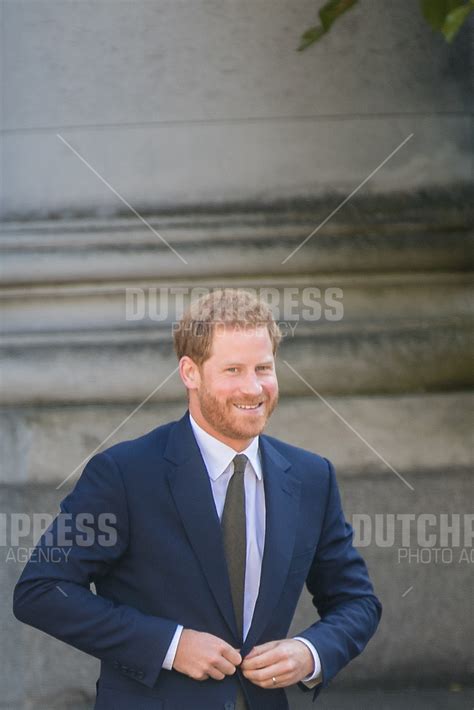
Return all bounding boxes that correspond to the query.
[187,325,279,450]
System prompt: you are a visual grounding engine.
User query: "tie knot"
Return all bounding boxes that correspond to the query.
[232,454,248,476]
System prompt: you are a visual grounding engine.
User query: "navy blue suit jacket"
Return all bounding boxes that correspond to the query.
[13,411,381,709]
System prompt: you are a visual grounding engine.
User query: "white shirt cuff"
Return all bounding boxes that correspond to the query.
[162,625,184,670]
[293,636,322,687]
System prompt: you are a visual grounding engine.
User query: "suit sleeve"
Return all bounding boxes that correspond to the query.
[296,457,382,700]
[12,451,178,689]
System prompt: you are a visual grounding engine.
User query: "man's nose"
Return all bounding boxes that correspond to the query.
[240,374,263,395]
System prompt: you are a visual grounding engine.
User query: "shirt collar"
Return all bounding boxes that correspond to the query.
[189,412,262,481]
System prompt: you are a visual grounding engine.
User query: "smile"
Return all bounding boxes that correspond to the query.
[233,402,263,410]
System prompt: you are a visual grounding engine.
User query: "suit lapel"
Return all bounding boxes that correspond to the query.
[163,412,302,648]
[164,412,238,639]
[244,436,301,652]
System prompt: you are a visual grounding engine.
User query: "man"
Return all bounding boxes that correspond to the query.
[14,288,381,709]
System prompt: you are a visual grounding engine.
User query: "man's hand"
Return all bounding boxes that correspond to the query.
[241,639,314,688]
[173,629,242,681]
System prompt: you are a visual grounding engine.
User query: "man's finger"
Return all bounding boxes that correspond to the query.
[241,647,281,670]
[221,645,242,667]
[242,660,284,682]
[242,663,301,689]
[213,655,239,677]
[243,640,279,660]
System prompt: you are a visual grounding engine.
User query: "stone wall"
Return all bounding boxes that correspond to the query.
[2,1,471,218]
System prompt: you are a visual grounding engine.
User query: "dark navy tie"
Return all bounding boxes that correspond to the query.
[221,454,248,710]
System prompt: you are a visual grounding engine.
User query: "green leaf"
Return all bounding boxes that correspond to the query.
[319,0,359,32]
[420,0,465,31]
[441,0,474,41]
[298,25,326,51]
[298,0,358,51]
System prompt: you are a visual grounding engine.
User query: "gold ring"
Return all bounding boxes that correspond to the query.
[272,676,277,686]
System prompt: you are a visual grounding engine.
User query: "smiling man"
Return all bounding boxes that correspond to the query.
[13,288,381,710]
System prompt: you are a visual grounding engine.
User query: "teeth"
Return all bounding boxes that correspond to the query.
[235,403,261,409]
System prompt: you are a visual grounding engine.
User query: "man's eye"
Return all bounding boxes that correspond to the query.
[227,367,238,373]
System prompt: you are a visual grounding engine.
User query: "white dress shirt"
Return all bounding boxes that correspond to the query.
[162,413,322,686]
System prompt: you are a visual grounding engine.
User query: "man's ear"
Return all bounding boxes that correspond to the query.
[178,356,200,391]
